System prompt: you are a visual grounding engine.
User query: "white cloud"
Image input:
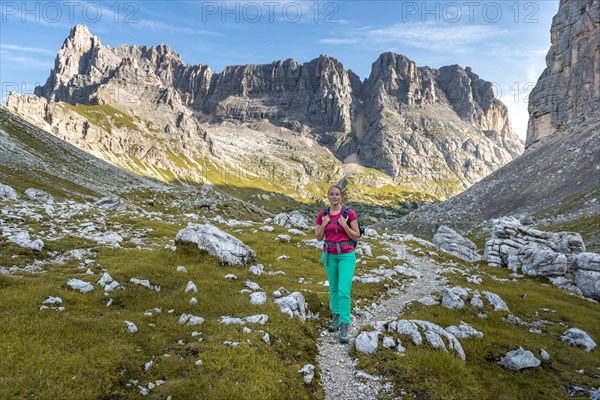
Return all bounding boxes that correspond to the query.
[134,19,221,36]
[0,44,56,56]
[320,22,502,52]
[0,53,52,69]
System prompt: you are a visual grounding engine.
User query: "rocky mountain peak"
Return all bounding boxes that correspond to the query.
[64,24,100,52]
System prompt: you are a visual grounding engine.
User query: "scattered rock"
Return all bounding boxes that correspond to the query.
[8,231,44,251]
[250,292,267,305]
[95,195,125,211]
[24,188,54,203]
[67,278,94,293]
[244,280,263,291]
[481,291,509,311]
[97,273,124,292]
[394,264,421,278]
[298,364,315,384]
[500,347,541,371]
[466,275,482,284]
[288,228,306,236]
[276,234,291,242]
[176,266,188,273]
[382,336,396,349]
[124,320,138,333]
[394,320,422,345]
[249,264,264,276]
[179,313,205,326]
[262,332,270,344]
[273,211,309,230]
[218,314,269,325]
[441,287,465,310]
[185,281,198,293]
[130,278,161,292]
[355,370,380,381]
[559,328,597,352]
[274,292,307,321]
[0,183,18,200]
[418,296,438,306]
[39,296,64,311]
[424,330,447,350]
[445,322,484,339]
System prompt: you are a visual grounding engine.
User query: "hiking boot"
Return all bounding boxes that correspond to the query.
[338,323,349,343]
[328,314,340,332]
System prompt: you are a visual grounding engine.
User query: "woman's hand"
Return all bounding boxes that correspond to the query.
[316,217,329,241]
[338,215,348,227]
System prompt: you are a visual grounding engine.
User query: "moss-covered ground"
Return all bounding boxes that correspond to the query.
[0,192,399,399]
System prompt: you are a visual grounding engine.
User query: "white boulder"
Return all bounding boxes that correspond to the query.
[175,223,255,265]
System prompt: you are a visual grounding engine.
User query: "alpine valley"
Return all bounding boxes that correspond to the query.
[1,1,599,399]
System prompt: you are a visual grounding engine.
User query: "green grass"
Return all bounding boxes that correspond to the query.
[0,212,405,399]
[0,167,99,202]
[62,103,141,134]
[0,241,321,399]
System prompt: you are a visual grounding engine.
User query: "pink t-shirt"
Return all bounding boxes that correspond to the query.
[316,208,357,254]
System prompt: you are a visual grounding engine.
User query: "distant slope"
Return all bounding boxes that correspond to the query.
[0,108,163,200]
[389,122,599,231]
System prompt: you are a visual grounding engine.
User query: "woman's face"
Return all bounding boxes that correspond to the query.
[328,188,342,205]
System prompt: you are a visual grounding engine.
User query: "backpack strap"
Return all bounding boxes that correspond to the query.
[342,206,349,219]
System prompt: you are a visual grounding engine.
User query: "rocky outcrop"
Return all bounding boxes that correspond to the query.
[484,217,599,300]
[527,0,600,147]
[15,24,524,202]
[433,225,481,262]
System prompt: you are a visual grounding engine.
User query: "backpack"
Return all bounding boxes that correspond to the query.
[323,205,364,247]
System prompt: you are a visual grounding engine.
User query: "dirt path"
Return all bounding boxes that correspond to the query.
[316,242,448,399]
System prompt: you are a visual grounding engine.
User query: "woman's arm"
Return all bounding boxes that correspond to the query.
[315,216,329,241]
[315,225,325,241]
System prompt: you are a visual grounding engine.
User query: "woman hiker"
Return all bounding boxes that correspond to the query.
[315,185,360,343]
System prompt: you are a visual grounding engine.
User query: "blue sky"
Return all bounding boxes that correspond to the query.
[1,1,560,139]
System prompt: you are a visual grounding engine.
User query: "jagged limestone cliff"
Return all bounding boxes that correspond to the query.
[527,0,599,147]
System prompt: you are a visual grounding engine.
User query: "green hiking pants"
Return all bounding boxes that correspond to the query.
[322,251,356,324]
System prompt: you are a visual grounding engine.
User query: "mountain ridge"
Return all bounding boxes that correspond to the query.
[8,24,523,204]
